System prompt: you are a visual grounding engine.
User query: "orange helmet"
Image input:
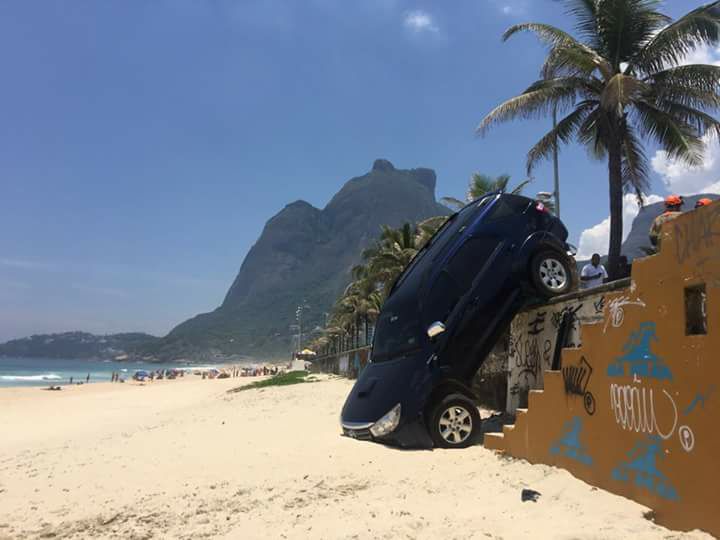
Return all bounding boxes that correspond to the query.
[665,194,683,208]
[695,198,713,208]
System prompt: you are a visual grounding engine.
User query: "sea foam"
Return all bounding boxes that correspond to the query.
[0,373,63,382]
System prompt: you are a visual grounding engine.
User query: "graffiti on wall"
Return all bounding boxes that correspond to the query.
[550,416,593,465]
[612,436,679,501]
[562,356,596,415]
[507,293,606,413]
[683,385,716,415]
[607,322,672,381]
[609,384,678,440]
[603,296,647,333]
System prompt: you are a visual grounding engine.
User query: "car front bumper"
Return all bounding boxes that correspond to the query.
[341,415,433,449]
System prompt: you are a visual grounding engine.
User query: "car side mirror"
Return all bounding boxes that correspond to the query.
[427,321,446,340]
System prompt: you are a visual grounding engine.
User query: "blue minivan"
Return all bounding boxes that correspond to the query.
[340,192,576,448]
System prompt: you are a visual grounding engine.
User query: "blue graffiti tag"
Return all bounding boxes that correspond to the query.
[683,385,716,415]
[612,436,678,501]
[549,416,593,466]
[607,322,672,381]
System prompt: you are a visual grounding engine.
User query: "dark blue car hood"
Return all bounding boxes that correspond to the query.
[341,352,435,424]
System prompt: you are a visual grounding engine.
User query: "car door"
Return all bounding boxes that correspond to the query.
[439,195,532,376]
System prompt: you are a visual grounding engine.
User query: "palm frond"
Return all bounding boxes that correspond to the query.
[648,64,720,109]
[542,43,613,79]
[440,196,466,210]
[503,22,581,47]
[629,1,720,75]
[633,101,704,165]
[527,101,597,172]
[595,0,669,69]
[559,0,600,46]
[653,101,720,138]
[468,173,496,197]
[477,77,593,135]
[510,179,532,195]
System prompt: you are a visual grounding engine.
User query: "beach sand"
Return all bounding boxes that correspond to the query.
[0,375,713,539]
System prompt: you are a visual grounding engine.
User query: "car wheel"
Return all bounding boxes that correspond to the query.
[530,250,573,297]
[428,393,481,449]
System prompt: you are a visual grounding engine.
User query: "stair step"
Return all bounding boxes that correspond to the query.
[483,432,506,452]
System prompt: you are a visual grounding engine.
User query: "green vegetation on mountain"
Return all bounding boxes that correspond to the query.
[478,0,720,279]
[0,332,158,360]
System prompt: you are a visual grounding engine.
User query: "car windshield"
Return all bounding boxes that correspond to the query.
[371,195,496,362]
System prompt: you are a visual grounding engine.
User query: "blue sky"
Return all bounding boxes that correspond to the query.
[1,0,718,341]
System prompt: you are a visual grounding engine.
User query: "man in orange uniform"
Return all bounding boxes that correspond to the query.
[649,195,684,248]
[695,198,713,208]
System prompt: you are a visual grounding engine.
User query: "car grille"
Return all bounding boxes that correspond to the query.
[343,427,372,440]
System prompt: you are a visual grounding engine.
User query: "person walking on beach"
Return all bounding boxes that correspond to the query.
[86,373,90,384]
[649,195,684,248]
[69,376,73,385]
[580,254,608,290]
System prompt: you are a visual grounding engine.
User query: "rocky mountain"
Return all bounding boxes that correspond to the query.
[144,159,450,360]
[622,193,719,260]
[0,331,158,360]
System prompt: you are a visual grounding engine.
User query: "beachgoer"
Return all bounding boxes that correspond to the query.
[649,195,684,248]
[695,198,713,209]
[69,376,73,385]
[86,373,90,383]
[580,253,608,289]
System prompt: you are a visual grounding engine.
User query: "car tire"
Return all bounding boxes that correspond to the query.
[530,250,573,297]
[428,393,481,449]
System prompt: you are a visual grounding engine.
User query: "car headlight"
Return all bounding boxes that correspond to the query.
[369,403,401,437]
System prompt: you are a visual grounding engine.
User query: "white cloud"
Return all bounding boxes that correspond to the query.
[652,132,720,196]
[577,193,663,259]
[678,44,720,67]
[403,10,438,33]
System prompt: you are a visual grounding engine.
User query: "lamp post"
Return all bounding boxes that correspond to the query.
[552,106,561,219]
[295,300,310,353]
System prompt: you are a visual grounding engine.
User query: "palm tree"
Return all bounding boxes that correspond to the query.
[441,173,531,209]
[478,1,720,278]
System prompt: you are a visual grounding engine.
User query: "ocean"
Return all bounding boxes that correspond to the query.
[0,357,201,388]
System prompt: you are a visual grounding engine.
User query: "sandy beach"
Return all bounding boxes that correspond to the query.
[0,375,712,540]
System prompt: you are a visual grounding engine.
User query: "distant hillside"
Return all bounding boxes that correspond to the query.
[143,159,450,360]
[0,332,158,360]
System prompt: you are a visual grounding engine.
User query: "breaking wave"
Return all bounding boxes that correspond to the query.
[0,373,63,382]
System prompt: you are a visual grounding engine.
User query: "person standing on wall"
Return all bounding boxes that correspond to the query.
[649,195,684,248]
[580,253,608,290]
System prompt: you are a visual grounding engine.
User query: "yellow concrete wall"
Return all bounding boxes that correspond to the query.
[485,201,720,536]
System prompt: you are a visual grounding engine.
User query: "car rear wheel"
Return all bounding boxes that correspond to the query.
[530,250,573,297]
[428,393,480,449]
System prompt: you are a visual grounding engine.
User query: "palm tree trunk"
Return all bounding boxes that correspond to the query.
[607,133,624,281]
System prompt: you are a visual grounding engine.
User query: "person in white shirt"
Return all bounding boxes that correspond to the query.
[580,253,608,289]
